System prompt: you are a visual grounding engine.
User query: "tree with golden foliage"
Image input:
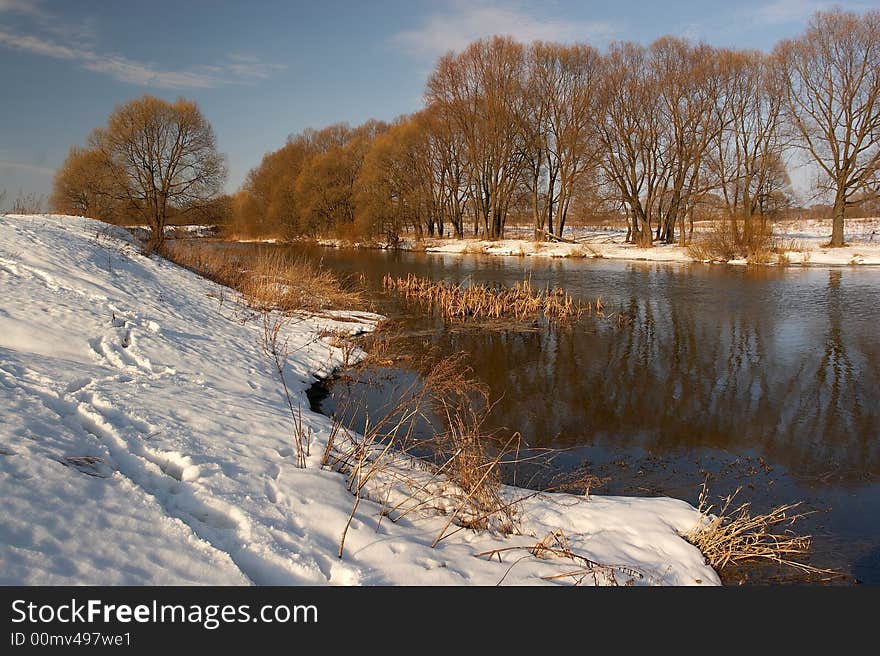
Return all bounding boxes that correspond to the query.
[295,120,387,236]
[50,146,123,221]
[88,95,226,247]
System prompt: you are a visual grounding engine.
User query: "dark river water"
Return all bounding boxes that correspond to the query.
[229,242,880,584]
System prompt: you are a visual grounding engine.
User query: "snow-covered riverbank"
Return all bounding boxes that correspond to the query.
[0,214,718,586]
[316,217,880,266]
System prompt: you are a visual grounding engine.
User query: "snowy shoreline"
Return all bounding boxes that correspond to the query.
[0,214,718,586]
[309,217,880,267]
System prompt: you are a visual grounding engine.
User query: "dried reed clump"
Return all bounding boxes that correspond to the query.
[160,242,362,312]
[687,219,775,263]
[684,482,834,576]
[383,273,584,323]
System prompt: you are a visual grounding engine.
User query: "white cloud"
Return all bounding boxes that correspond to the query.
[0,6,283,89]
[392,0,618,58]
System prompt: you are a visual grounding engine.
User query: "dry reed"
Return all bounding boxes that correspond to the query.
[684,482,835,576]
[383,273,584,323]
[687,219,775,263]
[322,353,527,557]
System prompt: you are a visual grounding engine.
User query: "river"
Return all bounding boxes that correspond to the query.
[228,242,880,584]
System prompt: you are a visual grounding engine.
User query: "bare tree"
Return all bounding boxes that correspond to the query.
[596,42,667,247]
[89,95,226,247]
[427,36,526,239]
[774,9,880,246]
[521,42,602,239]
[710,49,787,242]
[652,38,724,245]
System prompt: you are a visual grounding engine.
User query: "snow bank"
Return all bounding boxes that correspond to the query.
[317,218,880,266]
[0,214,718,586]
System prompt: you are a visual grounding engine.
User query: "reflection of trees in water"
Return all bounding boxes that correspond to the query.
[772,270,875,476]
[429,269,878,479]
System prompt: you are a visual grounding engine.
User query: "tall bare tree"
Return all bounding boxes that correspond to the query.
[522,42,602,238]
[427,36,526,239]
[596,42,667,247]
[651,38,724,244]
[710,49,787,243]
[89,95,226,247]
[774,9,880,246]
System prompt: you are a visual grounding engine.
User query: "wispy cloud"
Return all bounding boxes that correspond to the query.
[0,0,44,17]
[391,0,619,58]
[0,159,54,176]
[0,3,283,89]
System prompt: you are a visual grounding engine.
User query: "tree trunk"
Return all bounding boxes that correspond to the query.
[831,188,846,247]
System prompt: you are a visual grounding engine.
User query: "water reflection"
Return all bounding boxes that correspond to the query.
[227,242,880,581]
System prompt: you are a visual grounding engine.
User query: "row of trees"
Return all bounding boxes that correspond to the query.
[230,10,879,247]
[52,10,879,248]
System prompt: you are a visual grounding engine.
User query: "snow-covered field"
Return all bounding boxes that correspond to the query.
[318,217,880,266]
[0,214,718,586]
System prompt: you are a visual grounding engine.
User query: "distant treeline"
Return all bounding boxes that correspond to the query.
[52,9,880,248]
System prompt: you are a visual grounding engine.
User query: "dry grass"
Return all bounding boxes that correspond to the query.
[160,242,363,313]
[475,529,647,586]
[460,241,486,255]
[684,482,835,576]
[321,353,529,557]
[383,273,585,323]
[687,219,775,263]
[543,466,608,497]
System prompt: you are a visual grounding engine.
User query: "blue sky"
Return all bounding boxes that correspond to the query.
[1,0,877,206]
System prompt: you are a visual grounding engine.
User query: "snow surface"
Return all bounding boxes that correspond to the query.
[0,214,718,586]
[317,217,880,266]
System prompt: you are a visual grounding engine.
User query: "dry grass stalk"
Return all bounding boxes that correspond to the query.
[161,242,365,469]
[383,273,585,323]
[260,312,309,468]
[475,529,646,586]
[323,354,527,558]
[684,482,835,576]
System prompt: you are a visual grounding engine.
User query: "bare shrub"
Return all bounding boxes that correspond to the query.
[687,219,774,262]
